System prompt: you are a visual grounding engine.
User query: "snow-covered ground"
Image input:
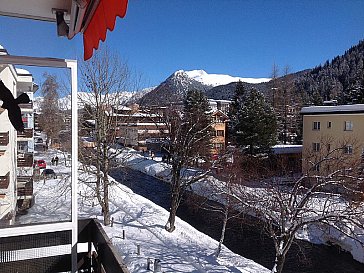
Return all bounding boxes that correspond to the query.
[18,149,269,273]
[120,149,364,265]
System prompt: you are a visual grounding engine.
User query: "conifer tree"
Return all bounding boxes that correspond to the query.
[311,90,324,105]
[182,89,213,159]
[229,86,277,155]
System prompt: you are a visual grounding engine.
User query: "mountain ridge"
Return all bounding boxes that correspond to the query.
[138,70,271,105]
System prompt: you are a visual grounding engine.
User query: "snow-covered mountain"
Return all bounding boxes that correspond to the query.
[34,70,271,109]
[34,91,135,111]
[185,69,271,87]
[138,69,271,105]
[139,70,210,106]
[127,86,156,104]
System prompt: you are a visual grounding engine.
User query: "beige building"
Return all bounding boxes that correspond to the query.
[210,110,229,156]
[301,104,364,175]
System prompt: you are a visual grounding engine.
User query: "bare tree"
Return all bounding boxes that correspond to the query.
[269,63,305,144]
[159,89,214,232]
[229,142,364,273]
[197,149,249,257]
[38,73,64,147]
[269,63,279,108]
[78,46,140,225]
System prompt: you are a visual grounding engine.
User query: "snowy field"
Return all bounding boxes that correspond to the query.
[17,149,269,273]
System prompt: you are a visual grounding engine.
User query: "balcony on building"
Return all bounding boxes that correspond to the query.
[17,153,33,168]
[18,101,33,111]
[17,128,33,139]
[17,176,33,198]
[0,132,9,146]
[0,172,10,192]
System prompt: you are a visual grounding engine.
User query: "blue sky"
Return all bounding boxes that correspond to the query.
[1,0,364,90]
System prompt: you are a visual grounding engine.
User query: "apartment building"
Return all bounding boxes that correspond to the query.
[210,110,229,156]
[116,100,231,154]
[0,52,18,223]
[0,45,37,222]
[116,111,168,151]
[301,104,364,174]
[208,99,230,115]
[15,68,38,209]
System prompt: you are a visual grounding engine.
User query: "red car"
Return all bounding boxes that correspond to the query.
[35,159,46,169]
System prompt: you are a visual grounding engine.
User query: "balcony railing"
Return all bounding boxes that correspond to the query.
[78,219,130,273]
[17,153,34,167]
[0,132,9,146]
[0,219,129,273]
[17,128,33,139]
[17,187,33,196]
[0,172,10,190]
[17,178,33,196]
[17,176,32,183]
[19,102,33,110]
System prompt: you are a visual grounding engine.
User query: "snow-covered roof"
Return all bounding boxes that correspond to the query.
[272,145,302,154]
[131,112,159,117]
[209,99,231,104]
[211,109,229,118]
[85,119,96,125]
[301,104,364,115]
[114,105,132,111]
[16,68,31,75]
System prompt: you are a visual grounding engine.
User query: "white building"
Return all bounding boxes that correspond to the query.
[208,99,231,115]
[0,45,18,222]
[0,45,38,222]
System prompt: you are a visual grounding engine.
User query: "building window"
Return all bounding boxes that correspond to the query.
[17,141,28,153]
[312,142,320,152]
[216,130,224,137]
[22,113,28,128]
[314,163,320,172]
[344,145,353,154]
[215,143,223,149]
[344,121,353,131]
[313,121,320,130]
[327,121,332,128]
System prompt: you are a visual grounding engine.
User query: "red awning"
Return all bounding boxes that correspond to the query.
[83,0,128,60]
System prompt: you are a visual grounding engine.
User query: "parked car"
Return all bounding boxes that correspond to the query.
[35,159,46,169]
[41,168,57,179]
[35,137,44,143]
